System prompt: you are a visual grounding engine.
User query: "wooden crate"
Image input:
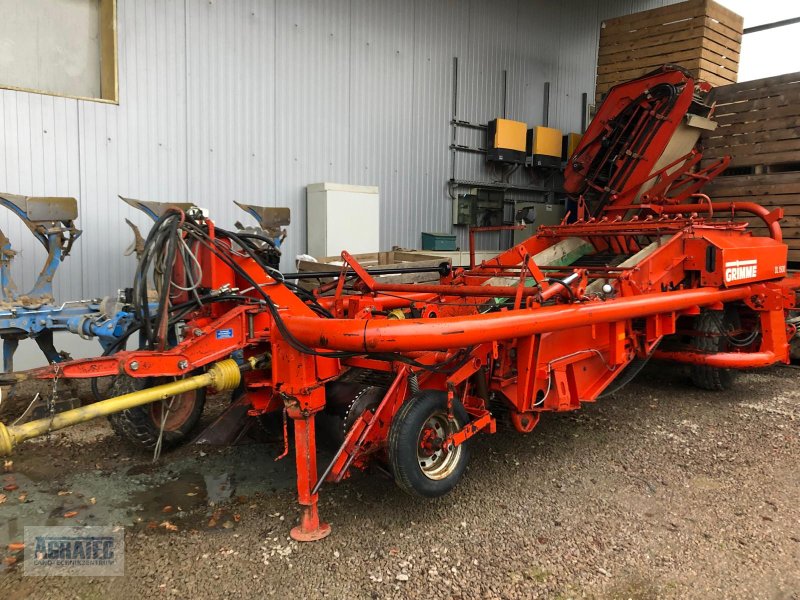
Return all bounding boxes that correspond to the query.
[703,171,800,264]
[296,250,450,291]
[597,0,743,102]
[702,72,800,169]
[701,72,800,263]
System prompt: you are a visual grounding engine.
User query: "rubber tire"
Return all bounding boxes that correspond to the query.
[317,385,384,450]
[690,311,738,391]
[107,376,206,450]
[389,390,470,498]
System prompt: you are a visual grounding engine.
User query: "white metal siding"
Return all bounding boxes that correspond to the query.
[0,0,676,299]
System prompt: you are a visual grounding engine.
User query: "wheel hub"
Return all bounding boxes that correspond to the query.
[419,428,443,455]
[149,389,198,431]
[416,412,461,481]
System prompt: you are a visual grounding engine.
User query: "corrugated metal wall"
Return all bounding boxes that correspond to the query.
[0,0,677,300]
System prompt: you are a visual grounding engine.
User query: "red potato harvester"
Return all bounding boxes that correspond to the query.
[0,65,797,541]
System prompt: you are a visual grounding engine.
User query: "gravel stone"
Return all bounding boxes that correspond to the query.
[1,364,799,598]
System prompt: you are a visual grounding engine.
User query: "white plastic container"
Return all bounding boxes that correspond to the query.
[306,183,380,257]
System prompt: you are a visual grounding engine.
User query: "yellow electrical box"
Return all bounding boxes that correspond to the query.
[562,132,582,160]
[487,119,527,164]
[492,119,527,152]
[526,126,563,168]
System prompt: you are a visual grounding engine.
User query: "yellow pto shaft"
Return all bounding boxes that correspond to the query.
[0,358,242,456]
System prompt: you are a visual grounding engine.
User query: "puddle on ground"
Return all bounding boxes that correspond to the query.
[128,471,209,525]
[0,440,310,557]
[204,472,233,504]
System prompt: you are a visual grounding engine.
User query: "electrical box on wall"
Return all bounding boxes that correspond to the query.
[513,201,567,244]
[486,119,527,164]
[526,126,563,168]
[306,183,380,257]
[562,133,582,161]
[453,188,505,226]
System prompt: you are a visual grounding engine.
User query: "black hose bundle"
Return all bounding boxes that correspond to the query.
[133,210,183,349]
[92,208,477,404]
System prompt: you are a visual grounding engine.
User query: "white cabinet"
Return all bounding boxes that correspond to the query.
[306,183,380,258]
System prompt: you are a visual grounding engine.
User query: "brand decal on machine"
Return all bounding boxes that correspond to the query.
[724,259,757,283]
[215,328,234,339]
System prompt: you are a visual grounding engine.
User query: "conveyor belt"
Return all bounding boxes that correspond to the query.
[572,253,629,268]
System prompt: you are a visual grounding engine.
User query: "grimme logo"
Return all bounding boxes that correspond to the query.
[724,259,758,283]
[24,526,124,576]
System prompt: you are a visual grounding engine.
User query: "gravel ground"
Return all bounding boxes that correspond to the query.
[1,363,798,599]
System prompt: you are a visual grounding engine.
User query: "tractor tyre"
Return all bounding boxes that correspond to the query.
[389,390,470,498]
[690,310,738,391]
[107,375,206,450]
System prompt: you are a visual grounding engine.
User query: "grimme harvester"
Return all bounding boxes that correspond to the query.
[0,66,797,541]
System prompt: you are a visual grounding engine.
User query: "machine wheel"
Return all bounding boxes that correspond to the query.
[317,385,385,449]
[389,390,470,498]
[690,310,738,391]
[107,375,206,450]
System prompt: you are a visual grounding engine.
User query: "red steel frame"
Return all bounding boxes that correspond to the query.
[11,66,800,541]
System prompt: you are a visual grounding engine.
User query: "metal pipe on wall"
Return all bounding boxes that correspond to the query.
[543,82,551,126]
[450,56,459,183]
[581,93,588,133]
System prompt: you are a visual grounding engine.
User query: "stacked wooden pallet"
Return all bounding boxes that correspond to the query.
[702,72,800,263]
[597,0,743,102]
[703,72,800,169]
